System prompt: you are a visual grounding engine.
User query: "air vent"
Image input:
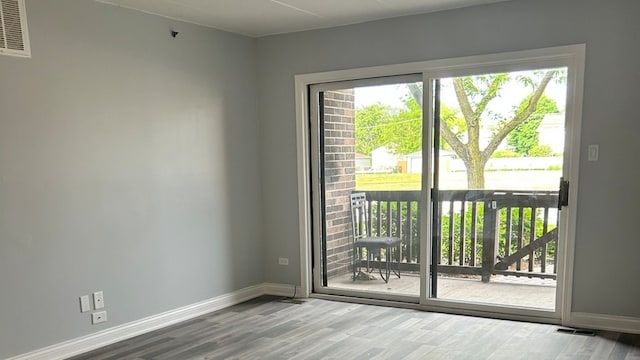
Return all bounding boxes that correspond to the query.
[0,0,30,57]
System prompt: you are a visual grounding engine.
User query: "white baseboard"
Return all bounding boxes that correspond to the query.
[568,312,640,334]
[263,282,297,297]
[9,284,267,360]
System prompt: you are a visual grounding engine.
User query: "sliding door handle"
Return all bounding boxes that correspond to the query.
[558,177,569,210]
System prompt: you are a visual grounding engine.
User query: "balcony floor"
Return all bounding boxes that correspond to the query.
[328,272,556,310]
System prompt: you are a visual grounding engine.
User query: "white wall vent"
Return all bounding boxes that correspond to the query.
[0,0,30,57]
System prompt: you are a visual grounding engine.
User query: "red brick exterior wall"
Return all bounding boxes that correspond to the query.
[322,89,356,278]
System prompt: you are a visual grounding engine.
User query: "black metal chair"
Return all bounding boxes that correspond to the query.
[350,192,401,283]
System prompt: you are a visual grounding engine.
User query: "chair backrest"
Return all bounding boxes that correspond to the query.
[350,192,369,242]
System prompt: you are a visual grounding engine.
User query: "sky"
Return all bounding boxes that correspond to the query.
[353,69,568,121]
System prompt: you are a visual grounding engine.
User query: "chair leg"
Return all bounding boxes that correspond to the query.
[386,246,391,283]
[378,245,401,283]
[356,246,399,283]
[353,246,366,281]
[392,243,401,279]
[377,247,391,283]
[352,245,356,281]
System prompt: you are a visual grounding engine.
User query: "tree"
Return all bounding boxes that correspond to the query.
[507,95,559,155]
[354,97,423,156]
[354,103,393,155]
[409,70,561,188]
[355,95,462,156]
[384,96,422,154]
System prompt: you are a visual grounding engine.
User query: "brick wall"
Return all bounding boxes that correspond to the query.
[322,89,356,278]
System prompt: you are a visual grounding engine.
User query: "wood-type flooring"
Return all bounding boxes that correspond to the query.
[68,296,640,360]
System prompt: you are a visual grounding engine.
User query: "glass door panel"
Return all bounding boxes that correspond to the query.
[430,68,568,310]
[310,76,423,300]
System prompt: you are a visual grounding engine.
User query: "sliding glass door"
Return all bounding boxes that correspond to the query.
[303,45,584,320]
[309,75,423,301]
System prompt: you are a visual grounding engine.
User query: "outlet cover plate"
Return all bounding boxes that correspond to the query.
[93,291,105,309]
[92,311,107,324]
[80,295,91,313]
[588,144,599,161]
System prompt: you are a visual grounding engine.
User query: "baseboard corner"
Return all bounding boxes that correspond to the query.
[263,282,298,297]
[568,311,640,334]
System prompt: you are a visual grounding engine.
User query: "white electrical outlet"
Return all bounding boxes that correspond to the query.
[92,311,107,324]
[278,257,289,266]
[79,295,91,313]
[93,291,105,309]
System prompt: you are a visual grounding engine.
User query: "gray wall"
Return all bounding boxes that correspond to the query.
[2,0,639,357]
[256,0,640,317]
[0,1,261,358]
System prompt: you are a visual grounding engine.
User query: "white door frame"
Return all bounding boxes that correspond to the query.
[294,44,586,325]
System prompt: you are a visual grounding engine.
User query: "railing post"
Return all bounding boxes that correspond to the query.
[481,201,500,283]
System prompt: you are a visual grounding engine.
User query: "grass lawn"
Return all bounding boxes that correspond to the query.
[356,170,561,191]
[356,173,421,191]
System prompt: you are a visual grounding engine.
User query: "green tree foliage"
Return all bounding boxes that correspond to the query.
[507,95,559,155]
[409,70,563,188]
[492,149,519,158]
[354,104,393,155]
[386,97,423,154]
[390,94,465,154]
[354,97,423,156]
[354,93,461,156]
[528,144,553,157]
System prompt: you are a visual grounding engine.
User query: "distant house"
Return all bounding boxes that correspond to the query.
[355,153,371,171]
[371,146,398,171]
[538,113,565,154]
[405,149,456,173]
[371,146,455,173]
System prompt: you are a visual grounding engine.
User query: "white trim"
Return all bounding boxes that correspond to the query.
[558,45,586,327]
[264,282,298,297]
[419,297,558,321]
[421,74,434,304]
[307,82,323,297]
[294,45,584,86]
[312,293,562,325]
[569,312,640,334]
[312,286,420,304]
[294,75,312,297]
[9,285,267,360]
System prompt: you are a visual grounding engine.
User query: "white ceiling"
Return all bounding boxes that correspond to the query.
[97,0,512,37]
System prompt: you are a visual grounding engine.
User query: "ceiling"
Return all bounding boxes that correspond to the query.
[97,0,512,37]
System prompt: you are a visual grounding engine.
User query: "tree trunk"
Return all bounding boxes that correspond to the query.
[465,159,486,189]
